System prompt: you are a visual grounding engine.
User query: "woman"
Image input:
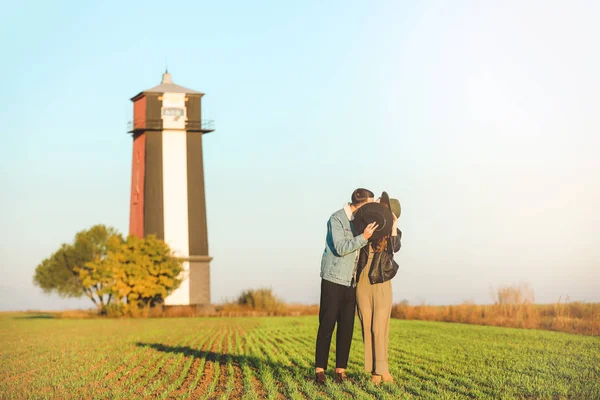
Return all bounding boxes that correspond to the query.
[355,191,402,384]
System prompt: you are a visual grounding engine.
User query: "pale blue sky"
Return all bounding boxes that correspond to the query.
[1,1,598,310]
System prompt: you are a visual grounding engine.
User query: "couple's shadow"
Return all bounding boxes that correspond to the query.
[135,342,310,379]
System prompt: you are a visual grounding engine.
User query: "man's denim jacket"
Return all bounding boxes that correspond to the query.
[320,204,368,286]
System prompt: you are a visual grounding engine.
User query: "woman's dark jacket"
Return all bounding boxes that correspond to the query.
[357,229,402,284]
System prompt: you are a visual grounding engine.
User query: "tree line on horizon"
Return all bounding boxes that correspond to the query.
[32,225,599,336]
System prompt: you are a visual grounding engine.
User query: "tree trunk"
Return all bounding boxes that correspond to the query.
[83,288,100,309]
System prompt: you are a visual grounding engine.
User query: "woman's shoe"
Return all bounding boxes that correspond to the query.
[381,372,394,383]
[315,371,326,385]
[334,371,348,383]
[371,374,382,385]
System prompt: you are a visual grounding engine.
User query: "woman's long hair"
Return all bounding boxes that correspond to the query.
[371,236,389,253]
[371,195,392,252]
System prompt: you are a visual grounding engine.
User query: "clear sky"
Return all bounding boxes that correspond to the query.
[1,1,598,311]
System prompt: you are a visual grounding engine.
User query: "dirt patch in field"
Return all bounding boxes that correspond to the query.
[170,357,201,398]
[139,356,177,397]
[211,361,230,398]
[117,363,143,386]
[168,332,217,398]
[203,327,235,399]
[39,385,54,395]
[229,361,245,399]
[227,325,268,398]
[251,374,267,398]
[190,328,227,398]
[191,357,216,397]
[148,335,199,397]
[152,358,188,397]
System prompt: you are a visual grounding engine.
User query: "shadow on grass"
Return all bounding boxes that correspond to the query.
[135,341,307,377]
[13,315,55,319]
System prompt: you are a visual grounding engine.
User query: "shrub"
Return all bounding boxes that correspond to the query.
[103,302,126,317]
[236,288,284,310]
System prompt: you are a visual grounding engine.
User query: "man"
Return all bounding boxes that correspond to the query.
[315,188,378,384]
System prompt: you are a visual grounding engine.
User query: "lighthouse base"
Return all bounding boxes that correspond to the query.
[164,255,212,306]
[189,256,212,305]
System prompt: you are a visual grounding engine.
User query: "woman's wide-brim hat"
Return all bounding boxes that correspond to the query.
[380,191,401,218]
[354,202,394,241]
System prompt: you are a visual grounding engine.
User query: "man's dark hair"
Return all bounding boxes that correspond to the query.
[351,188,374,206]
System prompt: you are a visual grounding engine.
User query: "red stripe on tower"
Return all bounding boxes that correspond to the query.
[129,133,146,237]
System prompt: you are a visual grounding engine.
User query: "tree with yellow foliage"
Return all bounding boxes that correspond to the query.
[34,225,183,313]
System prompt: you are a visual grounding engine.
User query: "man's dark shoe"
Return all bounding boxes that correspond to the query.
[315,371,326,385]
[334,371,348,383]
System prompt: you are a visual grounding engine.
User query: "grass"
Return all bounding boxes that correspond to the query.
[0,314,599,399]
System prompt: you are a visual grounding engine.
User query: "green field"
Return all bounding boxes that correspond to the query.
[1,314,598,399]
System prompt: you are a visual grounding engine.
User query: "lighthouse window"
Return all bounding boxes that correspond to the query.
[162,108,185,117]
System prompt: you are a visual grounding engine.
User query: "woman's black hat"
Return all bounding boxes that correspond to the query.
[354,202,394,241]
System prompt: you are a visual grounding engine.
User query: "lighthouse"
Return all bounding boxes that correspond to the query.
[128,71,214,305]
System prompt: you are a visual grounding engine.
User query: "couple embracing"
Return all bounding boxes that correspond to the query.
[315,188,402,385]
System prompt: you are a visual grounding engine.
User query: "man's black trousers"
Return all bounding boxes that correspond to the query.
[315,278,356,369]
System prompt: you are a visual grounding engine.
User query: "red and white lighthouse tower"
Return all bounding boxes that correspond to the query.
[128,71,214,305]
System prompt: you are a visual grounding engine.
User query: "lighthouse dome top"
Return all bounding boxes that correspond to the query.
[132,71,203,99]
